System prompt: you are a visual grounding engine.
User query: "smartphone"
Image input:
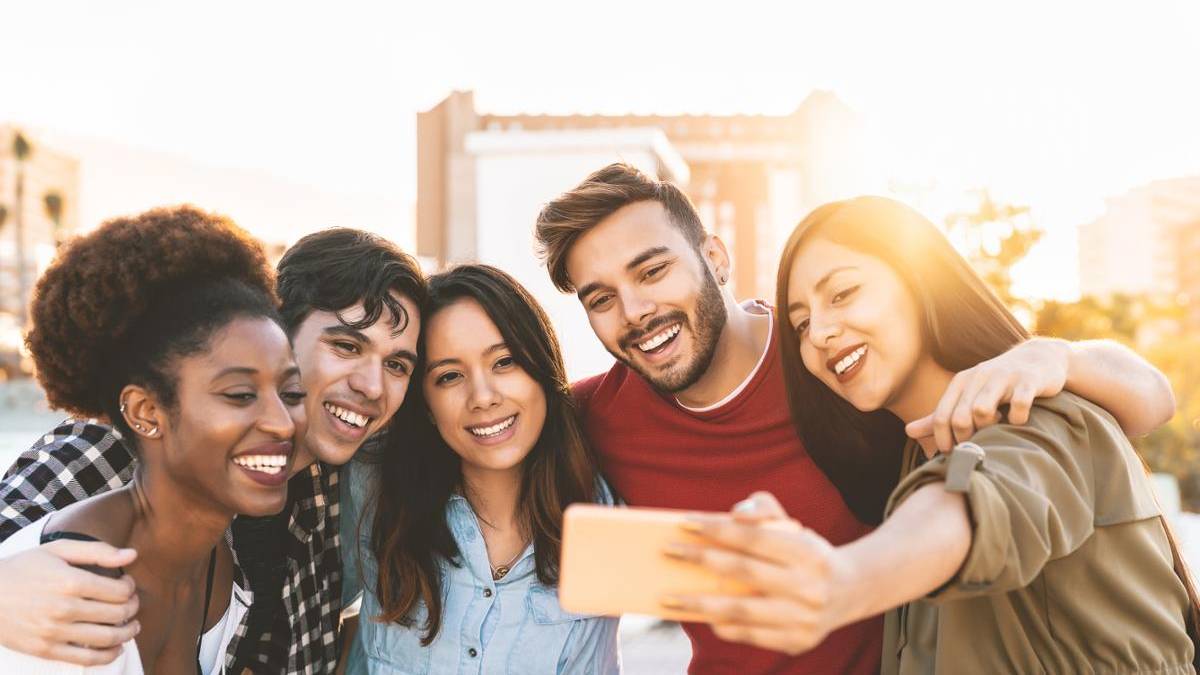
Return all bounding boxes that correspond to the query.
[558,503,768,622]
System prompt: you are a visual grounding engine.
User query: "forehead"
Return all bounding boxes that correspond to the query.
[424,299,500,358]
[565,200,693,284]
[307,292,422,343]
[787,238,875,292]
[191,317,294,371]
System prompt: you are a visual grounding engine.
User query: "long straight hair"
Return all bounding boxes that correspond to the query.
[775,196,1030,524]
[365,264,601,644]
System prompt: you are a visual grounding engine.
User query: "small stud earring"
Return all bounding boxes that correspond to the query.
[119,402,126,414]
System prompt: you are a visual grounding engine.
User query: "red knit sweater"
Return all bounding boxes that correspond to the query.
[574,321,882,675]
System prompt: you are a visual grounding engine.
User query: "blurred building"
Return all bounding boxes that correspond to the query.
[0,126,81,324]
[416,90,870,379]
[1078,177,1200,329]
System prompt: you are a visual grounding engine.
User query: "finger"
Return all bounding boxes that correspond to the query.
[711,623,821,656]
[680,517,816,566]
[949,373,989,445]
[1007,382,1037,425]
[731,492,789,523]
[905,415,934,441]
[660,594,809,627]
[61,596,141,626]
[663,543,794,595]
[932,372,970,451]
[42,539,137,569]
[969,377,1010,432]
[43,643,126,667]
[56,620,141,651]
[59,569,138,604]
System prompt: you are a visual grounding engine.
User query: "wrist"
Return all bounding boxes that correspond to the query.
[827,544,871,626]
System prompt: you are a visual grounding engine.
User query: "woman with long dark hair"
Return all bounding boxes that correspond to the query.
[0,206,304,673]
[661,196,1196,672]
[341,264,619,674]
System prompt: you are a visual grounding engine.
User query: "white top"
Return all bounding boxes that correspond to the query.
[0,516,249,675]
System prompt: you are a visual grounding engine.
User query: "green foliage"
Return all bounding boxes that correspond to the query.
[953,191,1200,508]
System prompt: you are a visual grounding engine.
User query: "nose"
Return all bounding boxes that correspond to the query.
[619,287,656,327]
[260,390,298,441]
[808,310,843,348]
[467,372,502,412]
[347,358,385,401]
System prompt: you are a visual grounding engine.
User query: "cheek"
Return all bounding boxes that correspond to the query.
[385,377,412,415]
[800,342,835,388]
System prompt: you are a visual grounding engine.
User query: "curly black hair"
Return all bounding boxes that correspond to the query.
[25,205,283,439]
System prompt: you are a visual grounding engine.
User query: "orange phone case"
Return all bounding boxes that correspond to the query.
[558,503,761,622]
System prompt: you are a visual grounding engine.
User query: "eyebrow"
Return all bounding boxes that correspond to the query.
[786,266,858,313]
[325,324,418,364]
[575,246,672,301]
[212,364,302,382]
[425,342,507,372]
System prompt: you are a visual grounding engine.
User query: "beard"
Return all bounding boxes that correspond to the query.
[611,270,728,393]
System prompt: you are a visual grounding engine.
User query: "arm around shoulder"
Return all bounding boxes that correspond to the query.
[1060,338,1175,436]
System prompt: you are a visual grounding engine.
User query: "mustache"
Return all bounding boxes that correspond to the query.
[619,311,688,351]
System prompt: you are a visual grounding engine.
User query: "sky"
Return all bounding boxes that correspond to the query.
[2,0,1199,299]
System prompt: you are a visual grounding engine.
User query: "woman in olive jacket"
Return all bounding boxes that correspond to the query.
[661,196,1196,674]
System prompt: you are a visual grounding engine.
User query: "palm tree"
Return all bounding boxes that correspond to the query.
[12,131,31,328]
[43,191,63,246]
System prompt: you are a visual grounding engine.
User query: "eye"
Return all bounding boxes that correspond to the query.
[434,370,462,386]
[642,263,669,281]
[332,340,360,355]
[281,390,307,405]
[831,285,860,304]
[589,294,614,311]
[222,392,256,404]
[385,359,411,377]
[793,318,810,335]
[494,355,515,370]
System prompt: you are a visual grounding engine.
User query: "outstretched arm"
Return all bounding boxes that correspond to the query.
[660,486,969,655]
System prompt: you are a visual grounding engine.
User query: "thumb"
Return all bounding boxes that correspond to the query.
[42,539,137,569]
[731,491,789,522]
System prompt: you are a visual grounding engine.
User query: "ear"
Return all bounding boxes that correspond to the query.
[702,234,733,286]
[118,385,166,441]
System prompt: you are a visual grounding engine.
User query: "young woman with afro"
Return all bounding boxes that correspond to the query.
[0,205,307,674]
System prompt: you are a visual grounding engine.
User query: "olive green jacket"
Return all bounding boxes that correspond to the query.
[881,393,1195,674]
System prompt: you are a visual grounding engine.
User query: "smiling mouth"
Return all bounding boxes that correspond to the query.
[466,414,517,438]
[232,454,289,475]
[635,323,681,354]
[324,402,373,430]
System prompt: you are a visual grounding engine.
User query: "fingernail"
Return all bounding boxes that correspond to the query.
[663,543,689,558]
[132,621,141,634]
[118,548,135,556]
[660,595,685,609]
[733,500,757,513]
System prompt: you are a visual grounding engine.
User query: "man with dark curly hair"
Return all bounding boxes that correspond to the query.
[0,220,426,674]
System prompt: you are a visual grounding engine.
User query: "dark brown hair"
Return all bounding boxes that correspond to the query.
[276,227,427,337]
[535,163,706,292]
[365,264,601,644]
[26,205,280,442]
[775,196,1030,524]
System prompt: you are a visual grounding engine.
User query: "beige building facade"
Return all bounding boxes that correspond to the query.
[417,90,869,302]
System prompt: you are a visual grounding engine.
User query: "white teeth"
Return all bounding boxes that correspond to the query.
[233,455,288,474]
[469,415,516,437]
[834,346,867,376]
[637,324,681,352]
[325,403,370,429]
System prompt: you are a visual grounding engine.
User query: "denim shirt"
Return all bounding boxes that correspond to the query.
[341,458,621,675]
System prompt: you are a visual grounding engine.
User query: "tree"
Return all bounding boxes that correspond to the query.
[12,131,32,327]
[944,189,1043,315]
[43,191,63,246]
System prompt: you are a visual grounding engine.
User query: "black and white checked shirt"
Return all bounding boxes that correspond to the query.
[0,418,346,674]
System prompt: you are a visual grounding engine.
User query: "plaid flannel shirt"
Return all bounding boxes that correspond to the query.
[0,418,345,674]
